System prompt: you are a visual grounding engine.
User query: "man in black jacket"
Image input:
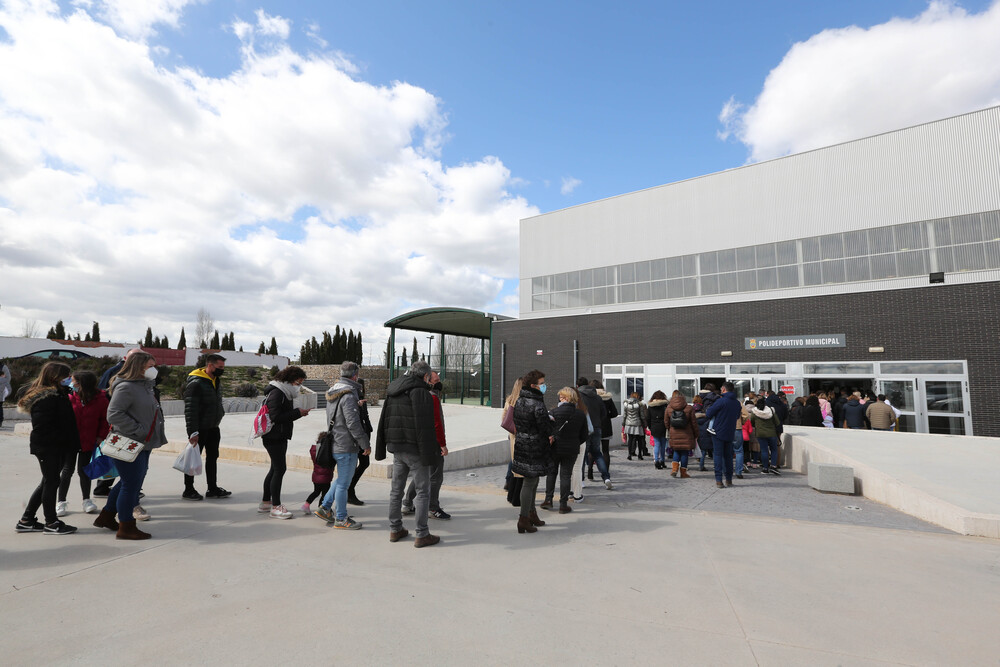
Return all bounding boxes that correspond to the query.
[576,377,612,490]
[182,354,228,501]
[376,360,440,548]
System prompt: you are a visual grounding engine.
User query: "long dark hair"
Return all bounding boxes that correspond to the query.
[72,370,100,404]
[18,362,71,409]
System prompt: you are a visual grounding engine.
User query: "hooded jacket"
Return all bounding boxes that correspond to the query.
[511,386,553,477]
[19,386,79,456]
[765,393,788,423]
[325,377,370,454]
[550,401,588,455]
[69,390,110,452]
[751,405,780,438]
[800,402,824,427]
[843,398,867,429]
[184,367,224,435]
[595,388,618,435]
[666,395,698,450]
[645,398,669,438]
[375,372,437,465]
[622,397,646,435]
[705,390,742,439]
[261,381,303,442]
[108,378,166,449]
[576,385,606,436]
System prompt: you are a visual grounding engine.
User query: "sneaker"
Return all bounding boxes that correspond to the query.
[300,502,312,515]
[725,480,734,487]
[573,494,584,503]
[735,474,744,480]
[716,481,725,488]
[182,489,204,501]
[93,481,112,497]
[430,508,451,520]
[333,516,362,530]
[43,520,77,535]
[604,478,614,490]
[347,494,365,506]
[707,427,716,435]
[258,501,273,514]
[581,480,587,489]
[269,505,293,520]
[761,468,771,474]
[15,518,44,533]
[139,491,145,499]
[56,501,68,517]
[132,505,151,521]
[389,528,409,542]
[205,487,232,499]
[82,499,98,514]
[401,505,415,516]
[414,534,440,548]
[314,506,335,523]
[770,467,781,476]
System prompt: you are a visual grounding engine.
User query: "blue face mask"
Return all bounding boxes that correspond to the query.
[538,383,547,395]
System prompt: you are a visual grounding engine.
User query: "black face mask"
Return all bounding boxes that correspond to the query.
[212,367,225,377]
[432,382,443,392]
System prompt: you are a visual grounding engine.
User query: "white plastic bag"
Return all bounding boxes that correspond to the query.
[173,443,203,476]
[692,443,703,460]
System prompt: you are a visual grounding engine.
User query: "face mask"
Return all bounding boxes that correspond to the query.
[212,367,225,377]
[538,383,547,395]
[70,383,80,393]
[289,383,301,397]
[144,367,158,381]
[61,377,73,387]
[432,381,443,392]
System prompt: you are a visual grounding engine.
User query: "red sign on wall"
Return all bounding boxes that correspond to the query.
[780,385,795,394]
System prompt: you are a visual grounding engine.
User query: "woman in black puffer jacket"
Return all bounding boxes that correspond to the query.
[541,387,589,514]
[511,369,553,534]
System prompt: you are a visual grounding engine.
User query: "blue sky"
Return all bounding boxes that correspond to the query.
[2,0,999,358]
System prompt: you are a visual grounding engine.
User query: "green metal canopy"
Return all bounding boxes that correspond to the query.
[383,307,511,339]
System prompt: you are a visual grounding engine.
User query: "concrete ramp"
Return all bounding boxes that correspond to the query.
[783,427,1000,538]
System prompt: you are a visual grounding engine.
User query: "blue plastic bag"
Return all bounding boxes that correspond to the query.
[84,446,117,480]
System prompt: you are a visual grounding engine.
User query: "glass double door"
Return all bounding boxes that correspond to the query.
[875,377,971,434]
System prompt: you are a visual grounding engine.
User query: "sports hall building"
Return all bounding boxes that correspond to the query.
[490,105,1000,437]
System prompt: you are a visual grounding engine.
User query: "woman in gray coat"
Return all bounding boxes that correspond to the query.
[93,352,166,540]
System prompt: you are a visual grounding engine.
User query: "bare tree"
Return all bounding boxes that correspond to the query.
[436,335,484,368]
[21,319,39,338]
[195,308,214,349]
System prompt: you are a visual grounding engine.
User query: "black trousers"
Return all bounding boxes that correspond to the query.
[545,450,580,504]
[261,437,287,505]
[24,452,63,524]
[58,449,90,502]
[184,427,221,491]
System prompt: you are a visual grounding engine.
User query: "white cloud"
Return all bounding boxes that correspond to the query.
[0,3,537,357]
[560,176,581,195]
[720,0,1000,162]
[84,0,202,40]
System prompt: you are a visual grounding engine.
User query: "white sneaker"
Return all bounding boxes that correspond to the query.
[604,479,614,490]
[56,501,68,517]
[301,502,312,515]
[573,494,584,503]
[82,499,98,514]
[269,505,292,520]
[133,505,151,521]
[257,501,272,514]
[581,480,587,488]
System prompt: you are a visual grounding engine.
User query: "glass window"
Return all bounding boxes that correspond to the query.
[737,270,757,292]
[619,263,635,284]
[567,271,580,290]
[951,214,983,244]
[682,254,698,277]
[677,379,697,401]
[666,256,683,278]
[701,274,719,295]
[531,294,550,311]
[676,365,725,374]
[531,275,550,294]
[554,272,568,291]
[925,380,964,413]
[843,230,869,257]
[625,365,644,374]
[579,288,594,307]
[700,251,719,274]
[755,243,776,268]
[935,246,955,273]
[822,259,846,284]
[667,279,684,299]
[928,416,965,435]
[607,265,618,285]
[801,237,821,262]
[777,265,799,288]
[953,243,986,271]
[894,222,926,250]
[757,268,776,290]
[651,280,667,300]
[593,287,608,305]
[636,282,651,301]
[606,286,618,304]
[757,364,786,374]
[580,269,593,289]
[821,234,844,260]
[868,227,895,254]
[896,250,926,276]
[551,291,568,308]
[620,283,636,303]
[982,211,1000,241]
[880,380,915,411]
[682,277,698,297]
[635,260,651,282]
[728,364,758,374]
[737,246,756,270]
[718,248,737,273]
[870,254,897,279]
[776,241,797,266]
[984,241,1000,269]
[593,267,607,287]
[845,257,871,281]
[804,363,873,374]
[803,262,822,286]
[933,218,952,246]
[718,272,738,294]
[896,414,917,432]
[880,362,964,375]
[568,289,584,308]
[603,366,623,374]
[650,258,666,281]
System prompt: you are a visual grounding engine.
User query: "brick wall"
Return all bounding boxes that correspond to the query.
[491,281,1000,437]
[297,365,390,402]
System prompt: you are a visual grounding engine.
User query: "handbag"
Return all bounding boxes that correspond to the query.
[500,406,515,434]
[315,398,342,469]
[83,445,117,480]
[102,408,158,462]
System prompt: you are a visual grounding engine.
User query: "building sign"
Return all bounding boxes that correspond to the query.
[745,334,846,350]
[780,385,796,394]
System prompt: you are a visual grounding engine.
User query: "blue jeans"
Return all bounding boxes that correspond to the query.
[104,449,150,523]
[758,436,778,470]
[652,436,666,463]
[733,431,744,475]
[711,435,734,482]
[671,449,689,467]
[322,452,358,521]
[582,429,609,481]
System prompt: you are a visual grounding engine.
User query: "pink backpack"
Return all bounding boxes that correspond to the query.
[248,402,273,444]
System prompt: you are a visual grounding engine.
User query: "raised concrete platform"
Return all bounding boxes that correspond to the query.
[807,461,855,494]
[784,426,1000,538]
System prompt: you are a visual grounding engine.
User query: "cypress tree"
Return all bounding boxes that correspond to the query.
[210,330,220,349]
[268,337,278,355]
[258,341,266,354]
[178,328,187,349]
[91,321,101,342]
[144,327,154,347]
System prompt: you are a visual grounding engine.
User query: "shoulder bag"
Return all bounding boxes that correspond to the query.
[102,407,158,462]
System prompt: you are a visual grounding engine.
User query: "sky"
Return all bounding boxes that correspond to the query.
[1,0,999,363]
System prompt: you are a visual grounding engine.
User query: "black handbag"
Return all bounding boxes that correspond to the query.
[315,398,343,469]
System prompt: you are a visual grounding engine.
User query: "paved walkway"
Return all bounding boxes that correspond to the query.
[3,422,1000,665]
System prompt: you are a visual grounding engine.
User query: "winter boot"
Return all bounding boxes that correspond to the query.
[529,510,546,527]
[93,509,119,532]
[680,467,691,478]
[670,461,679,477]
[116,519,151,540]
[517,515,537,534]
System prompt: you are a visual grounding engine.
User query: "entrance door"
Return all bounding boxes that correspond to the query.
[726,378,751,402]
[923,378,971,435]
[876,378,918,432]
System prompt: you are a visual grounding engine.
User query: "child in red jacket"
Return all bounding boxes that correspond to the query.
[302,432,334,515]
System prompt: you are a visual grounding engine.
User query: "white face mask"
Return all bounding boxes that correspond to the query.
[144,367,158,381]
[288,383,301,397]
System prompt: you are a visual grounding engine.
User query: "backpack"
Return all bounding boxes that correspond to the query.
[669,409,688,429]
[248,401,273,444]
